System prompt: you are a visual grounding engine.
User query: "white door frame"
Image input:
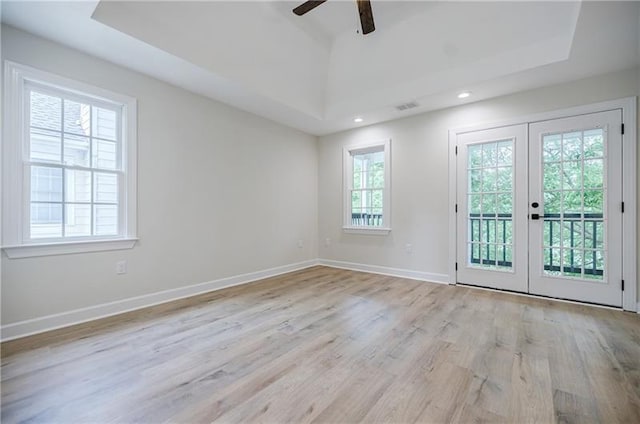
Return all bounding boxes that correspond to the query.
[448,97,637,312]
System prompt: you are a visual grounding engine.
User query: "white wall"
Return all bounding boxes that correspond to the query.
[2,25,638,335]
[318,66,640,300]
[1,25,318,326]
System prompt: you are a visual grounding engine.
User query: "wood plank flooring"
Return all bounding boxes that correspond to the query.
[2,266,640,423]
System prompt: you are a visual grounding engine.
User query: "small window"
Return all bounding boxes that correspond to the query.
[343,140,391,234]
[2,61,137,258]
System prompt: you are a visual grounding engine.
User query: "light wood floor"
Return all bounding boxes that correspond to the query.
[2,266,640,423]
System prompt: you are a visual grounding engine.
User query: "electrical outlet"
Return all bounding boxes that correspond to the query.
[325,237,331,247]
[297,239,304,248]
[405,243,413,254]
[116,260,127,274]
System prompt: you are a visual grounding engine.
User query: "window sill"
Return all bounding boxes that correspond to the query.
[343,226,391,235]
[2,238,138,259]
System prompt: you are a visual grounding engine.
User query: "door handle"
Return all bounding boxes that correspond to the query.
[531,213,540,220]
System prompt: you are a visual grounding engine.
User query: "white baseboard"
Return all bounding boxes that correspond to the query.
[0,259,319,342]
[318,258,449,285]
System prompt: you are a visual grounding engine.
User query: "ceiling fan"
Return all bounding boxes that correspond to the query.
[293,0,375,35]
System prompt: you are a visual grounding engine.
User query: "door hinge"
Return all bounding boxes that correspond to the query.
[455,204,458,213]
[622,280,625,291]
[622,201,625,213]
[621,123,625,135]
[455,145,458,155]
[455,262,458,271]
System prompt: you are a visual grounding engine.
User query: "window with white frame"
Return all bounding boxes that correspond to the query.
[2,62,137,258]
[343,140,391,233]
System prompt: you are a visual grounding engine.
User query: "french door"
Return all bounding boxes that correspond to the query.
[456,110,623,307]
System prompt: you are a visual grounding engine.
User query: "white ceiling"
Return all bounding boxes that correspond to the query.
[2,1,639,136]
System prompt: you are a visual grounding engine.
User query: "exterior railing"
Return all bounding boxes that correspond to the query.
[351,213,383,227]
[469,213,604,276]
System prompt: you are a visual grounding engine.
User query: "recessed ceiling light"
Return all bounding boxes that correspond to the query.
[457,91,471,99]
[354,117,364,123]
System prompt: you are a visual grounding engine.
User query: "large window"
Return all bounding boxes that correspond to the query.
[343,140,391,233]
[2,62,137,258]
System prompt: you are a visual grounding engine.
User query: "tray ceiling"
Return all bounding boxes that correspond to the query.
[2,1,639,135]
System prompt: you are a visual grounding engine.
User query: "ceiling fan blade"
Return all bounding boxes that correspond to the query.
[293,0,328,16]
[357,0,375,34]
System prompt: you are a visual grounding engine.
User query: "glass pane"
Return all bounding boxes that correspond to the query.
[31,166,62,202]
[543,191,561,214]
[63,134,90,167]
[468,169,482,193]
[468,194,481,214]
[92,107,117,140]
[30,203,62,238]
[92,139,118,170]
[30,128,61,163]
[496,141,512,166]
[583,159,603,189]
[487,220,497,243]
[562,220,583,248]
[562,161,582,190]
[94,173,118,203]
[65,204,91,236]
[594,221,604,249]
[543,162,562,191]
[563,191,582,214]
[65,170,91,203]
[496,193,512,214]
[482,168,497,192]
[496,167,512,192]
[562,248,582,277]
[468,145,482,168]
[543,220,561,247]
[353,156,363,172]
[351,191,361,210]
[371,151,384,166]
[583,129,604,159]
[470,219,480,242]
[482,143,497,167]
[372,190,383,209]
[543,248,561,276]
[583,190,603,214]
[481,194,496,214]
[94,205,118,235]
[63,99,91,136]
[562,132,582,161]
[371,169,384,189]
[30,91,61,131]
[353,172,362,189]
[497,220,511,245]
[543,134,561,162]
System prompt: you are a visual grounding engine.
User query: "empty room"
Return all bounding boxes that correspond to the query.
[1,0,639,422]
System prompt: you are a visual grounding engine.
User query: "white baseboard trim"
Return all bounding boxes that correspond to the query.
[1,259,319,342]
[318,259,449,285]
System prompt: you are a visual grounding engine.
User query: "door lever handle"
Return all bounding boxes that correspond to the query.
[531,213,540,220]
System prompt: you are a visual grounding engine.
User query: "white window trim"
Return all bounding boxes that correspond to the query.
[342,139,391,235]
[2,61,138,258]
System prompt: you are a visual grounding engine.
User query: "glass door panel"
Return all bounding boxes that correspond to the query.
[456,124,528,293]
[529,110,622,307]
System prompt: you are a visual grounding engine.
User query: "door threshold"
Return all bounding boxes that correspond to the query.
[456,282,622,311]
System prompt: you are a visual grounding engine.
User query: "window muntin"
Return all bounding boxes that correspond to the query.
[26,83,122,240]
[343,140,391,232]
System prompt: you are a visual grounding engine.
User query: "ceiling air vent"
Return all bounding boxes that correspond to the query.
[395,101,419,111]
